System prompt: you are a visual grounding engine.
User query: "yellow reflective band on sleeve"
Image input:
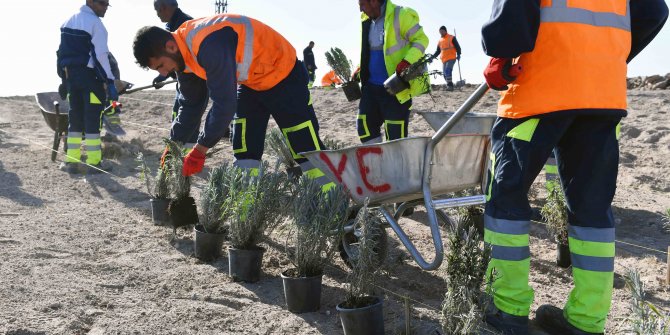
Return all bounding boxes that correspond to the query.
[357,114,370,139]
[90,92,102,105]
[484,229,529,248]
[233,118,247,154]
[282,120,320,160]
[486,151,496,201]
[384,120,405,141]
[506,118,539,142]
[568,237,615,258]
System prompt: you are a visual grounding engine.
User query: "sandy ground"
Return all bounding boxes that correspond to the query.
[0,83,668,334]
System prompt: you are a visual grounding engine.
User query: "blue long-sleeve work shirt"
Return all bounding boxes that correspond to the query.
[193,27,239,148]
[481,0,668,63]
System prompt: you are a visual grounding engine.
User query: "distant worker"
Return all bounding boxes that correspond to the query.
[432,26,461,91]
[57,0,118,173]
[303,41,317,88]
[321,70,343,88]
[152,0,210,148]
[133,14,335,191]
[480,0,668,334]
[356,0,429,144]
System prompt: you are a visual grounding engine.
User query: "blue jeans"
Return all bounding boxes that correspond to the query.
[443,59,456,85]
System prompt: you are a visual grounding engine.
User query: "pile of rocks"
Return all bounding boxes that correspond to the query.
[627,74,670,90]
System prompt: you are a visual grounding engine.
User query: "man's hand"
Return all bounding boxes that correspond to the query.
[351,67,361,82]
[395,59,411,76]
[58,83,67,100]
[457,54,461,61]
[153,75,166,89]
[182,147,206,176]
[483,58,522,91]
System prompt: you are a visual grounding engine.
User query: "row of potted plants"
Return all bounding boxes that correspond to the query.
[140,140,387,334]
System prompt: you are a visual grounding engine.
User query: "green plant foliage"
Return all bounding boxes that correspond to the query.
[265,128,297,169]
[200,164,237,234]
[162,138,190,200]
[662,208,670,233]
[136,152,170,199]
[322,136,347,151]
[343,200,384,308]
[623,268,670,334]
[540,185,569,244]
[440,214,492,335]
[226,162,291,249]
[286,177,350,277]
[325,47,354,84]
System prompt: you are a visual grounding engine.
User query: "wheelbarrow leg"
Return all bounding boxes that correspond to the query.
[51,130,60,162]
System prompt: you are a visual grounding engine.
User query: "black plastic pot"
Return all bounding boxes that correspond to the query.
[228,246,265,283]
[286,166,302,181]
[194,225,226,261]
[168,196,198,229]
[150,198,171,226]
[556,243,571,268]
[337,296,384,335]
[281,269,322,313]
[342,81,362,102]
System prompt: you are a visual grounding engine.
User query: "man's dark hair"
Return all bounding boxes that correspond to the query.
[133,26,174,68]
[440,26,447,31]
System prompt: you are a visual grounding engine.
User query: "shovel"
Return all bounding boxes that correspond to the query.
[454,29,466,88]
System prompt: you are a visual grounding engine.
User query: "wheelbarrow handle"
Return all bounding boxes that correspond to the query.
[121,80,177,95]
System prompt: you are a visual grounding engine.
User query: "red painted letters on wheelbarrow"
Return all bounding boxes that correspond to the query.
[319,147,392,195]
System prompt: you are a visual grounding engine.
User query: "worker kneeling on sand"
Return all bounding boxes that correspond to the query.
[321,70,343,89]
[480,0,668,334]
[133,14,335,191]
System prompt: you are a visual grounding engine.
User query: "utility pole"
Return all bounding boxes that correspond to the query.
[215,0,228,14]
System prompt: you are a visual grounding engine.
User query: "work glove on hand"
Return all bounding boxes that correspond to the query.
[58,82,67,100]
[153,75,167,89]
[395,59,411,76]
[160,145,170,168]
[182,148,206,176]
[107,80,119,101]
[351,67,361,82]
[483,58,522,91]
[457,54,461,61]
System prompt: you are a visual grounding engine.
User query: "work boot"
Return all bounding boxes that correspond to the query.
[535,305,603,335]
[86,160,113,175]
[485,303,529,335]
[446,82,454,91]
[59,162,81,174]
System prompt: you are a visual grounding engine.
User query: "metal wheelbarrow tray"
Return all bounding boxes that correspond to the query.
[35,92,69,161]
[302,84,493,270]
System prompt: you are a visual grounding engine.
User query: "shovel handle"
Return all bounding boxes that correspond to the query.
[122,80,177,94]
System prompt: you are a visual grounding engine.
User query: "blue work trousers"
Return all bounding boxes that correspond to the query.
[357,83,411,143]
[66,66,106,135]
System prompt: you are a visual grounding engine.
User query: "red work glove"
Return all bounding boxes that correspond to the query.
[182,148,206,176]
[395,59,411,76]
[483,58,522,91]
[160,146,170,168]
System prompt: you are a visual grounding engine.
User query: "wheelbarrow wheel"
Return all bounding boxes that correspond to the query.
[338,217,389,270]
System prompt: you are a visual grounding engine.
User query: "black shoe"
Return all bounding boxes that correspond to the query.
[535,305,603,335]
[59,162,80,174]
[485,303,529,335]
[446,83,454,91]
[86,161,113,174]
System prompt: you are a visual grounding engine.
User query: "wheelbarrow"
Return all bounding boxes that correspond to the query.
[302,83,492,270]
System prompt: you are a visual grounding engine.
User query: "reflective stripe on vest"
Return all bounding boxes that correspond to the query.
[497,0,631,118]
[386,6,426,55]
[184,15,254,82]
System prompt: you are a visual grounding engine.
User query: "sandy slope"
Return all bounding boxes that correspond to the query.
[0,84,668,334]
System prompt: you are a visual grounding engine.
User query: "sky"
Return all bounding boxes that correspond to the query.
[1,0,668,97]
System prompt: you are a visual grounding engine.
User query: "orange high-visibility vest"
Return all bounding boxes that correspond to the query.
[321,70,342,86]
[438,34,457,63]
[172,14,297,91]
[497,0,631,118]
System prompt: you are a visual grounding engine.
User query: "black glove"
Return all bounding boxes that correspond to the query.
[153,75,167,89]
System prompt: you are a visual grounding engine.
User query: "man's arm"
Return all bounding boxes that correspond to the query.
[91,21,115,80]
[400,7,429,64]
[170,73,209,144]
[481,0,541,58]
[628,0,669,62]
[433,45,441,59]
[453,37,462,57]
[195,27,239,150]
